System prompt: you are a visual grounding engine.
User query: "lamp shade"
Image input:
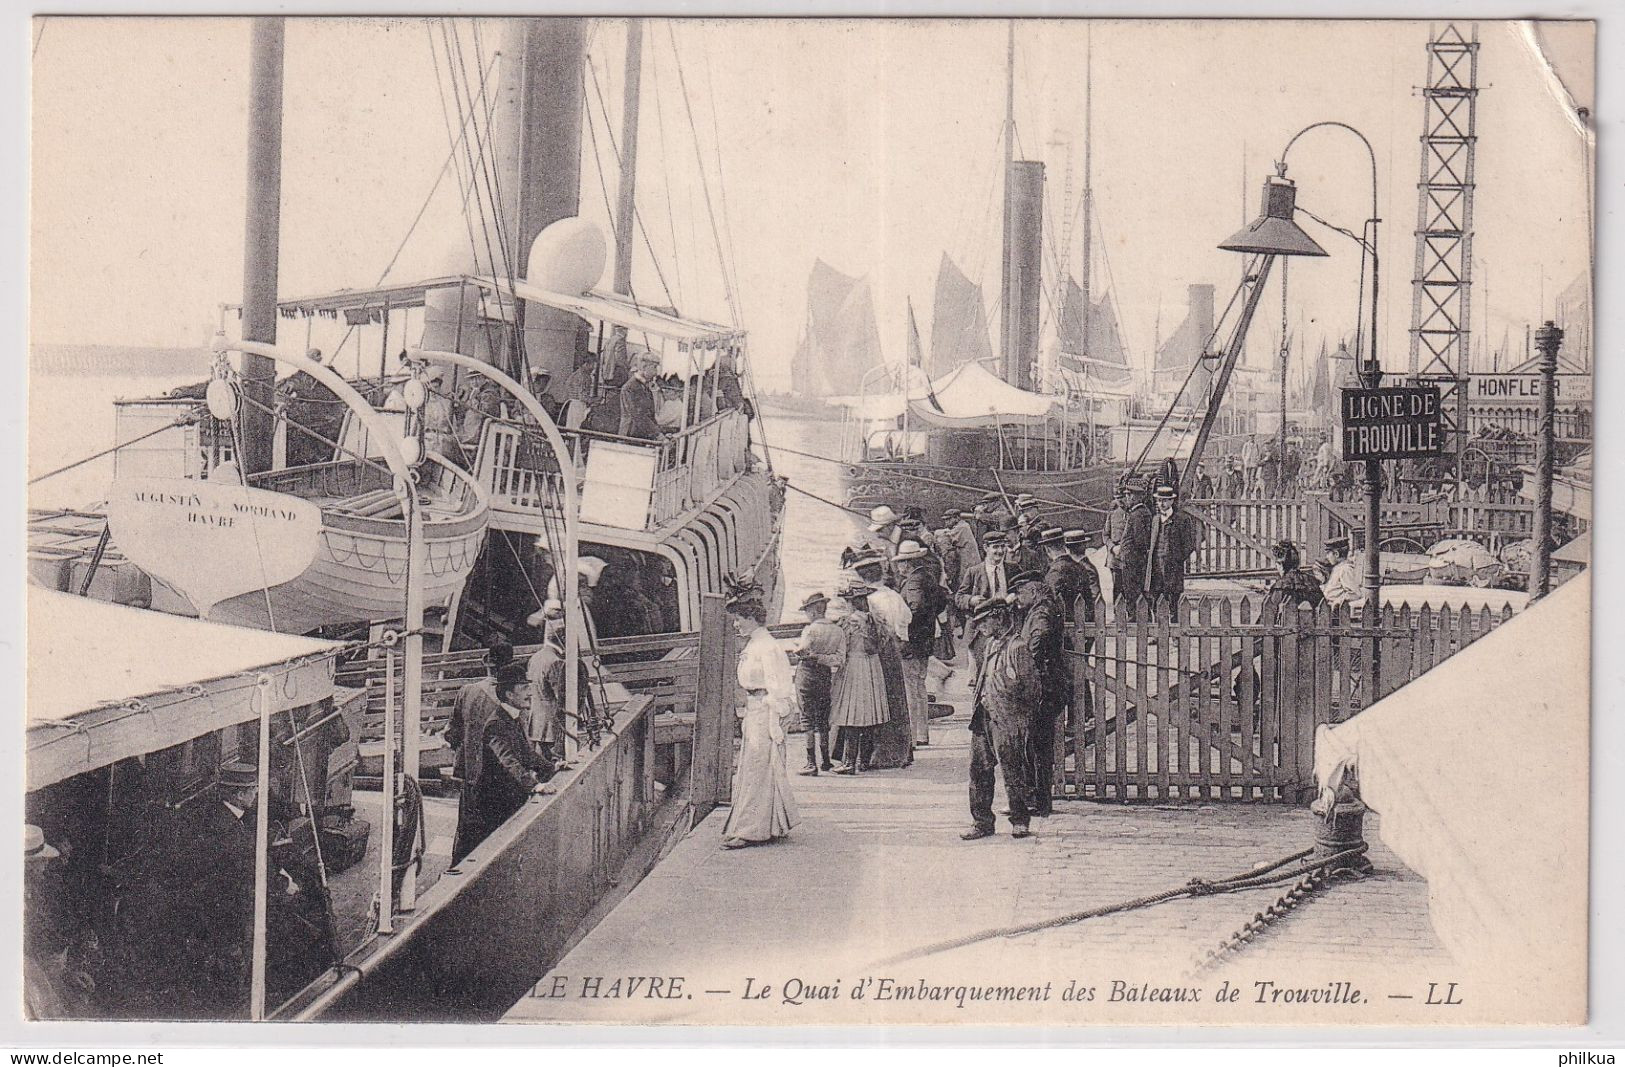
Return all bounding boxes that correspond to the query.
[1219,176,1328,257]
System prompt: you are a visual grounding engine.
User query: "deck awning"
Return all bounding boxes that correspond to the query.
[480,277,740,348]
[28,589,346,791]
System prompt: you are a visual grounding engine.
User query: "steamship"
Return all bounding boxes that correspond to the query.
[26,17,782,1022]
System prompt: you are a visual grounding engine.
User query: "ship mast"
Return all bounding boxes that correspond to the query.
[999,20,1014,378]
[611,19,644,303]
[238,18,284,477]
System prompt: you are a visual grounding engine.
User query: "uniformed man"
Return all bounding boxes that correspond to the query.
[961,598,1037,841]
[1107,476,1152,609]
[1144,484,1204,618]
[1011,570,1066,818]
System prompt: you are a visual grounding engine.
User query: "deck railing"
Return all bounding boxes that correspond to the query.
[476,409,750,531]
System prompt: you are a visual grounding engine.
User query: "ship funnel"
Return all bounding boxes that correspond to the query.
[1219,175,1328,257]
[527,217,607,295]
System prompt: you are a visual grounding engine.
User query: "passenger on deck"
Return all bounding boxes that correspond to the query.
[278,348,346,468]
[446,639,514,789]
[653,375,686,432]
[528,368,562,423]
[721,583,800,849]
[524,602,567,763]
[617,353,665,441]
[451,663,555,866]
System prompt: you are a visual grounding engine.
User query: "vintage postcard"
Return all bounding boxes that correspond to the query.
[24,15,1593,1028]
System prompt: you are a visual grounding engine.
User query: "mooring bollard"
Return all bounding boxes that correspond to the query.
[1309,765,1374,875]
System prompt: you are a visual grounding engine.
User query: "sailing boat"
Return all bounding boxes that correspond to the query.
[763,259,884,418]
[839,24,1128,529]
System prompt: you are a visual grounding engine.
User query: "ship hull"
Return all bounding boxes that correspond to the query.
[842,459,1125,532]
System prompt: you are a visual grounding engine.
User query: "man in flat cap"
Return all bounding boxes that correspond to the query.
[955,529,1020,674]
[1011,568,1065,817]
[962,598,1036,840]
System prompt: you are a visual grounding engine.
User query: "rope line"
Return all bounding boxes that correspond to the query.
[766,440,1109,515]
[29,415,199,485]
[873,844,1369,967]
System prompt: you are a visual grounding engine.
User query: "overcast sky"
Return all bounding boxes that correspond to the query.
[30,17,1593,386]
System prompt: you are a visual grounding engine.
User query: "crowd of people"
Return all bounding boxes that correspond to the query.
[714,477,1214,846]
[714,471,1384,847]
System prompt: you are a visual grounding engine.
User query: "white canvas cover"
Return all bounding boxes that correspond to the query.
[28,587,343,790]
[1314,574,1587,1016]
[904,360,1058,428]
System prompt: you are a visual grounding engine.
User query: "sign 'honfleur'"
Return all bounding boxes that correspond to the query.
[1340,386,1446,461]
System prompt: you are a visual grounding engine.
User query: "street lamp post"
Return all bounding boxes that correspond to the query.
[1278,121,1383,609]
[1531,321,1563,598]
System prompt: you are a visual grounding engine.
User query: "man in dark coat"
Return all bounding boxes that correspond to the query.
[895,539,946,747]
[277,349,347,468]
[617,354,664,440]
[1012,571,1066,818]
[446,639,514,784]
[1038,527,1092,625]
[452,664,555,865]
[1107,477,1153,610]
[962,599,1037,840]
[1144,484,1204,617]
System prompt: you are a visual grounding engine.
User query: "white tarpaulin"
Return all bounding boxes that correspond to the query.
[905,361,1059,428]
[28,588,342,790]
[1313,575,1588,1016]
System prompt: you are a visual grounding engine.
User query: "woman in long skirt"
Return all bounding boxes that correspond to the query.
[828,584,891,774]
[722,588,801,849]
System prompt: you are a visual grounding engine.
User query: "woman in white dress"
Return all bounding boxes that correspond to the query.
[722,584,801,849]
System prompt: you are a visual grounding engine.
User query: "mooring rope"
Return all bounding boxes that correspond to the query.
[29,414,199,485]
[872,843,1369,967]
[767,441,1110,516]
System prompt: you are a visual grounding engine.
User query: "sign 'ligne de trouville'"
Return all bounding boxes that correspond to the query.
[1340,386,1446,461]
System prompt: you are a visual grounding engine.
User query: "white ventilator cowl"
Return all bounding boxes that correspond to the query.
[527,217,607,295]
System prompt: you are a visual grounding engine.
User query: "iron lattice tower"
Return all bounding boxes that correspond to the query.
[1407,24,1480,464]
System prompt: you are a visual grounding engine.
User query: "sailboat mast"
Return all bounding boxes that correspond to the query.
[1080,29,1093,363]
[611,19,644,300]
[238,17,285,477]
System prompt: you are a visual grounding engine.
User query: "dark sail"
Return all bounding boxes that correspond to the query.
[929,254,995,377]
[791,259,884,397]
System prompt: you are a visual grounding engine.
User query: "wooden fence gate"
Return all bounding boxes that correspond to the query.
[1053,596,1514,803]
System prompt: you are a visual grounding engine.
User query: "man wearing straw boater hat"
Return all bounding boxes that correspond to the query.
[1144,481,1204,618]
[792,591,845,775]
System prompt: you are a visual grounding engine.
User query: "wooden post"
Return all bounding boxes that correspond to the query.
[1305,489,1330,563]
[691,594,728,819]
